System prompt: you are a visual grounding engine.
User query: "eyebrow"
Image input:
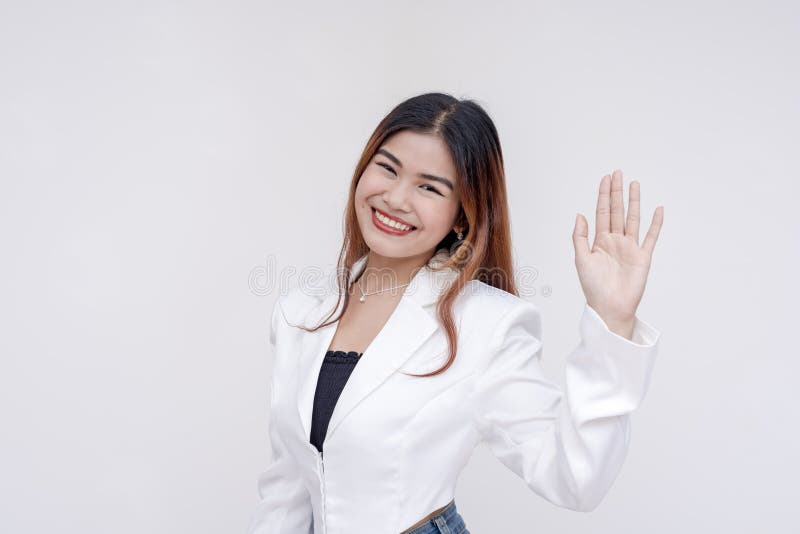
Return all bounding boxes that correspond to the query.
[375,148,455,191]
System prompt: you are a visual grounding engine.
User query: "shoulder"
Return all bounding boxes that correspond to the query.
[269,285,328,354]
[458,278,540,319]
[456,279,542,343]
[272,285,325,328]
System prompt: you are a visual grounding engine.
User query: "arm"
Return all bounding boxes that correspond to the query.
[247,298,313,533]
[469,299,661,512]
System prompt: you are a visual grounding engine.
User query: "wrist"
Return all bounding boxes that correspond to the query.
[604,317,636,340]
[586,302,636,340]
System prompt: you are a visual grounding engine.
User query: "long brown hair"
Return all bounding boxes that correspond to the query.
[305,92,517,377]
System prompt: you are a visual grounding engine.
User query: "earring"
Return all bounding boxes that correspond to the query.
[451,228,466,260]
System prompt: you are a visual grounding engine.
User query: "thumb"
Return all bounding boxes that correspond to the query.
[572,213,590,262]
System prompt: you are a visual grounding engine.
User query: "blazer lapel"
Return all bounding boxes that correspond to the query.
[295,250,459,447]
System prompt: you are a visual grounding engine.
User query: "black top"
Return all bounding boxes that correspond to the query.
[310,349,363,453]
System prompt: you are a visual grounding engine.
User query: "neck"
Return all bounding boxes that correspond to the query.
[357,249,434,294]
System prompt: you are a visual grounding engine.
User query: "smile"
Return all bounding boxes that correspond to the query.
[371,207,417,235]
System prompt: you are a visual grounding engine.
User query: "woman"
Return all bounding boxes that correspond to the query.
[248,93,664,534]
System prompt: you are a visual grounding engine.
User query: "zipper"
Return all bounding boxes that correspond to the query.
[317,449,327,534]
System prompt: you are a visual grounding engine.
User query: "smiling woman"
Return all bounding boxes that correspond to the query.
[248,92,663,534]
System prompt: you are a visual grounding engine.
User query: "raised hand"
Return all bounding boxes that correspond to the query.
[571,169,664,339]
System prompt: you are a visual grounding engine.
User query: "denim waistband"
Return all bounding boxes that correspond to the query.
[403,499,468,534]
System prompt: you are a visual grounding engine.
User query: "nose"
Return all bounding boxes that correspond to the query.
[382,177,413,213]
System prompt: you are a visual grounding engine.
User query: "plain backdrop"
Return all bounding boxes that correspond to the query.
[1,1,798,532]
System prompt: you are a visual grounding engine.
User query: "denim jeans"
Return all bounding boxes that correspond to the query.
[403,499,470,534]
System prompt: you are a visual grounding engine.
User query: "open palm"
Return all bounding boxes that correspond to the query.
[572,169,664,325]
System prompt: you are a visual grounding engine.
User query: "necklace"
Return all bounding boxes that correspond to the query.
[356,277,411,303]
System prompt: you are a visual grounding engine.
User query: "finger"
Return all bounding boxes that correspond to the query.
[572,213,591,262]
[641,206,664,257]
[610,169,625,234]
[595,174,611,235]
[626,180,641,245]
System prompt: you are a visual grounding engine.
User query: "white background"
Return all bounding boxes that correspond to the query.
[1,1,798,532]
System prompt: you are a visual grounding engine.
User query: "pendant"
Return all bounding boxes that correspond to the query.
[359,294,366,302]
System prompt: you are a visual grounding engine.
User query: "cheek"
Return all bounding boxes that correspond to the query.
[416,202,455,232]
[355,171,382,199]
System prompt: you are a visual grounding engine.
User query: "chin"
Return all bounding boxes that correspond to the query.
[362,240,415,258]
[360,234,427,259]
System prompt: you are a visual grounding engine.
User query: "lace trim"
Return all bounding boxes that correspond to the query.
[325,350,363,360]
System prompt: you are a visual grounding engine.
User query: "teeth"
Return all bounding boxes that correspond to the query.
[374,209,413,231]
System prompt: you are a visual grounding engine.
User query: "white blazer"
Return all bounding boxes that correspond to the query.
[248,251,661,534]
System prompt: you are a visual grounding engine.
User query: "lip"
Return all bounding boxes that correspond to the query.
[371,207,417,235]
[372,207,416,228]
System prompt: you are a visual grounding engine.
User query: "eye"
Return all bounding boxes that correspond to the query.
[420,184,444,196]
[376,162,396,175]
[376,161,444,196]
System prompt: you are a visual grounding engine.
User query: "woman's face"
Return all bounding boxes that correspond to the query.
[355,130,462,263]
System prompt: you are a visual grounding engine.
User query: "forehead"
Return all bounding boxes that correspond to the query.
[378,130,457,177]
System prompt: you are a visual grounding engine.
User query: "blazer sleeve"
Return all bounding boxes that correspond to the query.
[469,299,661,512]
[247,297,313,534]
